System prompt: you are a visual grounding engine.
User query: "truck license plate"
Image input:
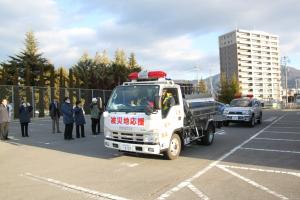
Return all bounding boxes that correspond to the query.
[120,144,131,151]
[232,116,238,120]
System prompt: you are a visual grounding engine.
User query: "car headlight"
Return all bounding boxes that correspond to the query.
[223,110,229,114]
[242,110,251,115]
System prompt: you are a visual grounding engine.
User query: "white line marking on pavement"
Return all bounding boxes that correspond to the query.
[217,165,288,200]
[187,184,209,200]
[120,162,139,168]
[4,141,22,146]
[156,115,286,200]
[264,116,278,122]
[215,130,226,135]
[240,147,300,154]
[8,136,19,141]
[217,164,300,178]
[263,131,300,134]
[275,122,300,125]
[21,173,130,200]
[254,137,300,142]
[267,126,300,129]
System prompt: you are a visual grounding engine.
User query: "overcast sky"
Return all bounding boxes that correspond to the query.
[0,0,300,80]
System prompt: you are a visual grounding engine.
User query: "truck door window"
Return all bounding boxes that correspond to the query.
[161,88,179,118]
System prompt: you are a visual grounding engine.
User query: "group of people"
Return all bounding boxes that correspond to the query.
[0,96,103,141]
[0,98,32,140]
[54,97,103,140]
[0,90,174,141]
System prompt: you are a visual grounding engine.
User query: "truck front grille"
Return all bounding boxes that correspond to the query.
[112,132,144,142]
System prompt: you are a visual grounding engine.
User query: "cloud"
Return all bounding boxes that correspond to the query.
[1,0,300,80]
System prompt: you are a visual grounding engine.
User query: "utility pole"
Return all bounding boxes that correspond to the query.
[194,66,201,93]
[281,56,289,107]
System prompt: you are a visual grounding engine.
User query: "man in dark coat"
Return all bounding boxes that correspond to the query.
[0,98,9,140]
[74,100,86,138]
[49,98,61,133]
[61,97,74,140]
[19,101,33,137]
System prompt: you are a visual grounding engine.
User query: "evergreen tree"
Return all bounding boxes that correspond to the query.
[50,66,56,102]
[198,78,207,93]
[128,53,138,69]
[114,49,127,66]
[218,73,240,104]
[73,53,94,113]
[230,73,240,97]
[94,51,113,89]
[73,53,94,89]
[68,68,75,104]
[58,67,68,103]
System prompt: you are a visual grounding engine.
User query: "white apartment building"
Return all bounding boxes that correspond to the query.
[219,29,282,101]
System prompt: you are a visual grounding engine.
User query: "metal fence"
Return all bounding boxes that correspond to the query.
[0,85,112,119]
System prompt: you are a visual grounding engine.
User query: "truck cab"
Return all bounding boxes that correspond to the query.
[104,71,216,159]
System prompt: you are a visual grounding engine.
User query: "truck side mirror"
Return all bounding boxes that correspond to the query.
[154,95,161,110]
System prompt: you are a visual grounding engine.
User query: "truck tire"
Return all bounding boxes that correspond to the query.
[216,121,222,128]
[201,124,215,145]
[248,115,255,127]
[164,134,181,160]
[257,113,262,124]
[223,121,229,127]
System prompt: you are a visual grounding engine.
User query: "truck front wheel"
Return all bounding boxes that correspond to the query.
[164,134,181,160]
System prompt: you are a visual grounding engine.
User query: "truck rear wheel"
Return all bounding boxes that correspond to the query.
[223,121,229,126]
[201,124,215,145]
[164,134,181,160]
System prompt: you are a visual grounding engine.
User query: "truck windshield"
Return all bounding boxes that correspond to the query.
[106,85,159,112]
[230,99,252,107]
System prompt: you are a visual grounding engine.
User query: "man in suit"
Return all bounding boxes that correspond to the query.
[49,98,62,133]
[0,98,9,140]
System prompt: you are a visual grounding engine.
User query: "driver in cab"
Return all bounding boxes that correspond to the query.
[161,89,175,117]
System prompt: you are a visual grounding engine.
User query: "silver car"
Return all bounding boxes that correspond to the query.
[223,98,262,127]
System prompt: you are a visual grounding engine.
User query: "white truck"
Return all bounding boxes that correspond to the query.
[103,71,217,160]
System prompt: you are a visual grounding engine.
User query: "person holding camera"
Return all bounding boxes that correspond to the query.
[19,101,33,137]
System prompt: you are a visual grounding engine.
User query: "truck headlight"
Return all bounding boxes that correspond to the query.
[144,133,158,143]
[104,130,112,138]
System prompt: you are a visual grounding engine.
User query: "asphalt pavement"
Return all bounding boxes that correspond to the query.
[0,110,299,200]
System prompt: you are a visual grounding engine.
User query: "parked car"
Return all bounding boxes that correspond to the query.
[223,97,262,127]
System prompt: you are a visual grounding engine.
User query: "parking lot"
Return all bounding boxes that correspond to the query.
[0,110,299,200]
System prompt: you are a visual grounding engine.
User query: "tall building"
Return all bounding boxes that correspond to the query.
[219,29,281,100]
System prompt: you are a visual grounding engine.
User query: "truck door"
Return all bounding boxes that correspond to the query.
[161,88,184,127]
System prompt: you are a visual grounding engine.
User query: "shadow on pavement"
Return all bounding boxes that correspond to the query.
[3,110,300,171]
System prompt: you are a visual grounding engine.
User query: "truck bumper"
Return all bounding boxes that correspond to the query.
[104,139,161,155]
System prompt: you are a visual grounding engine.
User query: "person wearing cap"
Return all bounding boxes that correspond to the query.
[90,98,100,135]
[0,98,9,140]
[61,97,74,140]
[74,100,85,138]
[19,100,33,137]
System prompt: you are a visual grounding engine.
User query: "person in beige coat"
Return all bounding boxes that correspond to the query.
[0,98,9,140]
